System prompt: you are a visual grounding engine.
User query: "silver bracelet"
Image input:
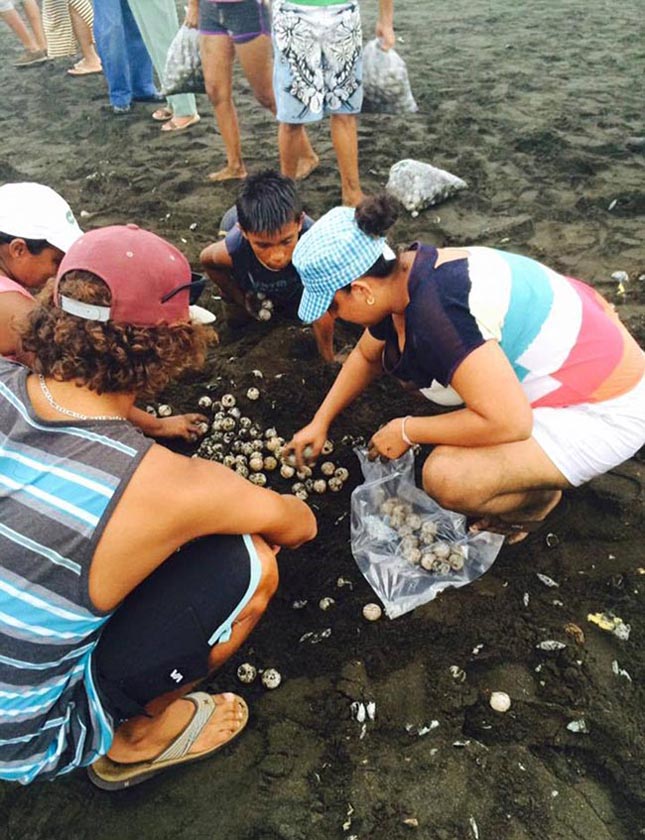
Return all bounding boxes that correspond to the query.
[401,415,414,446]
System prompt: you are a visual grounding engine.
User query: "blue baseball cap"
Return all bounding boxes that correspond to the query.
[293,206,393,323]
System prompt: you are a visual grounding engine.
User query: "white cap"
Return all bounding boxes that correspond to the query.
[0,182,83,253]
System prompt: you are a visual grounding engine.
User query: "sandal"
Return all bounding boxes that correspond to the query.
[160,114,201,133]
[87,692,248,790]
[152,107,173,122]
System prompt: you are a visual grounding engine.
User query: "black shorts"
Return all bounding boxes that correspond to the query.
[92,534,261,724]
[199,0,269,42]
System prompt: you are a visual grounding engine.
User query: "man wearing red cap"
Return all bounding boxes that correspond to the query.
[0,225,317,788]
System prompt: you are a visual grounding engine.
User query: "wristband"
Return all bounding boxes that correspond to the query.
[401,415,414,446]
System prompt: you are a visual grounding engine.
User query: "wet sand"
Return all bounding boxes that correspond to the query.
[0,0,644,838]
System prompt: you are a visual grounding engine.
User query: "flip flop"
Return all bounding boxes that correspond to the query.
[160,114,201,133]
[67,65,102,76]
[87,692,248,790]
[152,107,173,122]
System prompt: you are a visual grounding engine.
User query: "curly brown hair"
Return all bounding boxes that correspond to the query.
[21,272,215,399]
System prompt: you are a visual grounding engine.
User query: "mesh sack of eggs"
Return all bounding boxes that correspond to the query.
[362,39,418,114]
[386,159,467,214]
[350,449,504,619]
[162,25,205,96]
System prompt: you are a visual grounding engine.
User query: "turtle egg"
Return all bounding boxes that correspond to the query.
[328,477,343,492]
[223,455,236,468]
[145,405,157,416]
[449,553,465,571]
[228,406,241,420]
[420,521,439,542]
[249,472,267,486]
[280,464,295,479]
[433,542,451,560]
[400,535,419,553]
[403,547,422,566]
[237,663,257,684]
[241,442,254,456]
[334,467,349,483]
[304,478,314,492]
[313,479,327,494]
[380,498,398,516]
[157,404,172,417]
[362,603,382,621]
[263,456,278,471]
[266,437,281,452]
[221,394,236,408]
[490,691,511,712]
[261,668,281,690]
[262,299,274,311]
[265,427,278,439]
[319,597,335,610]
[221,416,236,432]
[438,561,451,575]
[420,552,435,571]
[222,432,235,444]
[258,308,272,321]
[239,416,252,429]
[196,422,209,436]
[249,456,264,472]
[407,513,422,531]
[303,445,315,462]
[296,465,312,480]
[246,387,260,401]
[197,395,213,409]
[235,464,249,478]
[320,461,336,476]
[321,440,334,455]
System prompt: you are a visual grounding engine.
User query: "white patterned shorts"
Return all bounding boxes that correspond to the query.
[272,0,363,123]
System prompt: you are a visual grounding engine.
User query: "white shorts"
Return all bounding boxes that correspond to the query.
[0,0,16,12]
[531,375,645,487]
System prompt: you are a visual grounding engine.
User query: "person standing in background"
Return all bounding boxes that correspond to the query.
[125,0,201,132]
[272,0,394,206]
[41,0,102,75]
[1,0,47,66]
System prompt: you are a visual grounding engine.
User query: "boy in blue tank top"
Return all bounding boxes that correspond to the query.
[200,170,336,360]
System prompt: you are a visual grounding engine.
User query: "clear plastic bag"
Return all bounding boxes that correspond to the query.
[162,25,205,96]
[350,449,504,619]
[362,39,418,114]
[386,159,467,214]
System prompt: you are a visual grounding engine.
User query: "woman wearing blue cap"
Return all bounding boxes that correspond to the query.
[287,194,645,542]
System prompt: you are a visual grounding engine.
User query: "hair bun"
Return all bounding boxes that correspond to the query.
[355,193,400,237]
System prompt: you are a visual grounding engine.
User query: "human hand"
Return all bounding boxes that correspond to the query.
[184,0,199,29]
[154,413,208,441]
[367,418,410,461]
[284,419,329,467]
[375,22,395,51]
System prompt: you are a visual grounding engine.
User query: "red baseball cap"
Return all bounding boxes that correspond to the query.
[54,224,192,326]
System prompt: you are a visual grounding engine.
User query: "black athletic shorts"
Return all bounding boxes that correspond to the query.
[199,0,269,42]
[92,534,261,724]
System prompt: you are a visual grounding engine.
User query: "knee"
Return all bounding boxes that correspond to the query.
[421,448,475,513]
[255,90,275,112]
[204,81,229,108]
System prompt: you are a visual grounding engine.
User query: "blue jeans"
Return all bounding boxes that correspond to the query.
[93,0,158,108]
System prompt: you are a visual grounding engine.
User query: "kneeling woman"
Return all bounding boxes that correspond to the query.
[0,226,316,786]
[288,195,645,541]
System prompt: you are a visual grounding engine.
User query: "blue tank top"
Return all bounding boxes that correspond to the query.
[0,360,153,783]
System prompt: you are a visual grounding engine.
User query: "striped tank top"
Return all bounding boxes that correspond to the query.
[0,360,153,783]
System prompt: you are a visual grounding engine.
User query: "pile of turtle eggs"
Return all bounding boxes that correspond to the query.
[380,497,467,575]
[191,385,350,500]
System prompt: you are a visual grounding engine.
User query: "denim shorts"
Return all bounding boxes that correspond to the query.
[272,0,363,123]
[199,0,269,43]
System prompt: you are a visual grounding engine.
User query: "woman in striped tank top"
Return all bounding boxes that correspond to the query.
[287,194,645,542]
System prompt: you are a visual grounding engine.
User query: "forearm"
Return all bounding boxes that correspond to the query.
[129,405,163,437]
[311,313,335,362]
[314,345,382,427]
[378,0,394,27]
[403,405,533,448]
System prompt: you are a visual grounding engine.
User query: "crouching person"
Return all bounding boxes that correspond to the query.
[0,225,317,788]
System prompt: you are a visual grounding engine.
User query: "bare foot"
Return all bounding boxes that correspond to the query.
[67,58,102,75]
[108,693,247,764]
[469,491,563,545]
[206,165,247,182]
[295,153,320,180]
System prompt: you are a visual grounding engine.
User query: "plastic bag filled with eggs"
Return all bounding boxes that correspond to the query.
[350,449,504,619]
[361,39,418,115]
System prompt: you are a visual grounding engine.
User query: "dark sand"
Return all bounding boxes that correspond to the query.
[1,1,644,838]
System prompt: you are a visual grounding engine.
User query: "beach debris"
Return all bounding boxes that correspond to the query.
[565,623,585,644]
[489,691,511,712]
[261,668,282,690]
[351,701,367,723]
[406,720,439,736]
[157,404,172,417]
[402,817,419,828]
[523,592,530,607]
[537,573,559,588]
[536,640,567,651]
[449,665,467,683]
[292,599,308,609]
[469,817,480,839]
[386,159,467,214]
[611,270,629,284]
[566,719,589,734]
[337,577,354,589]
[607,199,618,211]
[343,803,354,832]
[545,532,560,548]
[366,701,376,721]
[472,643,484,655]
[362,38,418,114]
[299,628,332,644]
[319,596,335,611]
[362,603,383,621]
[587,612,631,640]
[612,660,632,681]
[236,663,257,684]
[189,222,198,231]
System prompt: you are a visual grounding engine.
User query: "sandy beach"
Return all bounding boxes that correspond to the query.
[0,0,643,837]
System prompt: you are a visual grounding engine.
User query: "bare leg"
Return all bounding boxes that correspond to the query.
[21,0,46,50]
[1,8,39,50]
[107,536,279,763]
[330,114,362,206]
[279,122,304,180]
[200,34,246,181]
[69,5,101,71]
[422,438,571,543]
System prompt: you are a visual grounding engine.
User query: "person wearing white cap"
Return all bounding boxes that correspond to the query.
[0,182,82,358]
